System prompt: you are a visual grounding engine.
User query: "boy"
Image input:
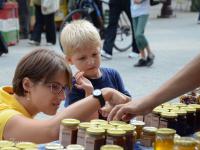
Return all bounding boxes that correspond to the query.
[60,20,131,119]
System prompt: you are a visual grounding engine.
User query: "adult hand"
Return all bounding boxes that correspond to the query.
[74,71,94,95]
[108,98,153,121]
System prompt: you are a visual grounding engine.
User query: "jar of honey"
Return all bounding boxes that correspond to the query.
[183,107,196,134]
[109,120,127,127]
[100,145,123,150]
[159,112,178,130]
[90,119,108,126]
[59,119,80,147]
[106,128,126,149]
[118,124,136,150]
[189,104,200,131]
[85,127,105,150]
[77,122,91,146]
[140,127,157,147]
[154,128,176,150]
[130,120,145,139]
[0,140,15,148]
[174,137,197,150]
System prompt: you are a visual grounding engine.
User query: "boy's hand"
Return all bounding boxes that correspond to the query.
[74,71,94,95]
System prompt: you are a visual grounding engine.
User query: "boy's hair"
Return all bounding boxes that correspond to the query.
[60,20,101,56]
[12,49,72,96]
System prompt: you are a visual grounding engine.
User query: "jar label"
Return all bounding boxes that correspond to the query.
[159,119,168,128]
[85,136,95,150]
[77,130,85,146]
[151,116,159,128]
[59,129,72,147]
[144,113,153,126]
[106,137,114,145]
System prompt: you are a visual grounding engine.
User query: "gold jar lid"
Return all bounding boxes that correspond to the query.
[98,124,115,130]
[154,106,162,109]
[66,144,85,150]
[78,122,91,129]
[182,107,196,113]
[117,124,136,133]
[161,103,171,107]
[86,127,105,135]
[45,143,63,150]
[172,103,187,107]
[171,110,187,116]
[175,137,197,147]
[90,119,108,125]
[1,147,19,150]
[131,120,145,127]
[152,108,163,114]
[109,120,127,126]
[16,142,37,149]
[100,145,123,150]
[156,128,176,135]
[143,127,157,134]
[0,140,15,148]
[161,112,178,118]
[188,104,200,110]
[61,119,80,126]
[107,129,126,136]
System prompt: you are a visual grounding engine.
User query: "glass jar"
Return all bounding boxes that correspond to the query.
[106,128,126,149]
[45,143,64,150]
[118,124,136,150]
[140,127,157,147]
[109,121,127,127]
[15,142,37,149]
[172,102,187,109]
[144,113,153,126]
[66,144,85,150]
[161,103,171,108]
[154,128,176,150]
[171,109,188,136]
[151,108,163,128]
[77,122,91,146]
[130,120,145,139]
[194,131,200,150]
[90,119,108,126]
[0,140,15,148]
[174,137,197,150]
[189,104,200,131]
[100,145,123,150]
[85,127,105,150]
[159,112,178,130]
[183,107,196,134]
[59,119,80,147]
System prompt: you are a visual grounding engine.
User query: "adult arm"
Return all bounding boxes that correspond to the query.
[108,54,200,121]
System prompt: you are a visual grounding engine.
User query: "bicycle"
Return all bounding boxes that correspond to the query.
[59,0,132,52]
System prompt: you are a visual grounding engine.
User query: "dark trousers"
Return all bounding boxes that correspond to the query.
[16,0,30,36]
[103,0,139,55]
[0,32,8,54]
[30,5,56,44]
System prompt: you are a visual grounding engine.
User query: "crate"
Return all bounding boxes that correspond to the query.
[0,2,19,46]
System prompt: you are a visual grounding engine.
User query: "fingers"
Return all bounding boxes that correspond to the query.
[107,104,124,121]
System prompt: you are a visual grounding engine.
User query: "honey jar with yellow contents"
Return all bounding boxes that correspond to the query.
[174,137,197,150]
[154,128,176,150]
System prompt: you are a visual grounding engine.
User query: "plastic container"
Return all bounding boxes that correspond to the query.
[154,128,176,150]
[59,119,80,147]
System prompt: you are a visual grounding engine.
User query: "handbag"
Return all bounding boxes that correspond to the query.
[41,0,60,15]
[150,0,160,6]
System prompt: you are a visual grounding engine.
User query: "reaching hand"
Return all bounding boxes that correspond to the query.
[74,71,94,95]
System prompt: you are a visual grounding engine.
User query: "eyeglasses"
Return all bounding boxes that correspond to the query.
[46,82,69,98]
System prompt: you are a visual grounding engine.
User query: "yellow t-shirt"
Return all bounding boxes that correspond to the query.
[0,86,32,140]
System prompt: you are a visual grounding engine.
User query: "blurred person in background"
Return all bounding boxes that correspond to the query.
[0,32,8,56]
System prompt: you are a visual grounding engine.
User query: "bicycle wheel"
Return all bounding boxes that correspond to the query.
[114,12,132,52]
[59,9,92,52]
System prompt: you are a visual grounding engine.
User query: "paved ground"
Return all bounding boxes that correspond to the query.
[0,5,200,118]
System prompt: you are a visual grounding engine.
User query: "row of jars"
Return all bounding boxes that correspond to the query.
[0,141,38,150]
[139,103,200,136]
[59,119,139,150]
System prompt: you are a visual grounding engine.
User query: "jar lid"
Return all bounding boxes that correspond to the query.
[61,119,80,126]
[98,124,115,130]
[175,137,197,146]
[117,124,136,133]
[16,142,37,149]
[156,128,176,135]
[161,112,178,118]
[86,127,105,135]
[107,129,126,136]
[130,120,145,127]
[100,145,123,150]
[143,127,157,134]
[195,131,200,139]
[161,103,171,107]
[174,134,181,140]
[45,143,63,150]
[152,108,163,114]
[0,141,15,148]
[90,119,108,125]
[188,104,200,110]
[66,144,85,150]
[79,122,91,129]
[183,107,196,113]
[154,106,162,109]
[109,120,127,126]
[1,147,19,150]
[171,110,187,116]
[172,103,187,107]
